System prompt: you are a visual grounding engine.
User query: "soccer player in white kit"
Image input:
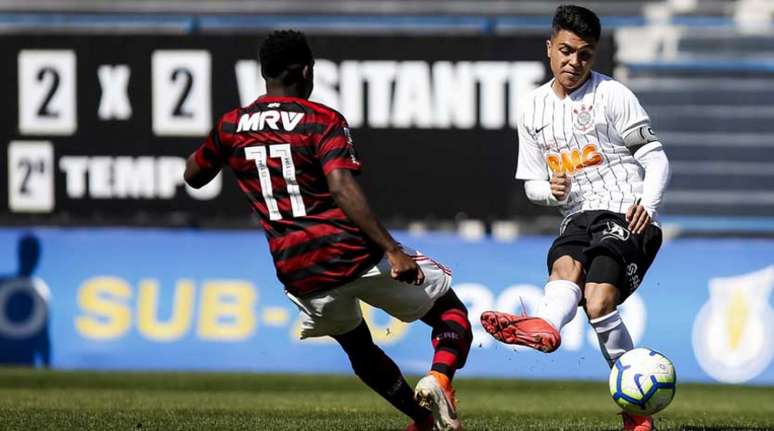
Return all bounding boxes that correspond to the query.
[480,5,670,431]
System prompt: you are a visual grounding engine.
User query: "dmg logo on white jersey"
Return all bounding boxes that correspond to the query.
[692,266,774,383]
[236,111,305,132]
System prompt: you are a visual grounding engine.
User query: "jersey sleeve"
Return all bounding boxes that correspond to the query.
[514,99,549,181]
[606,80,652,138]
[193,113,232,170]
[316,114,362,175]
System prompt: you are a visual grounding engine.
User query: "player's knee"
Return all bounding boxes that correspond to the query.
[583,284,618,319]
[438,308,472,346]
[550,256,584,283]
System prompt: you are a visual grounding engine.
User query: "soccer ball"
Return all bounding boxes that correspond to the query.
[609,347,676,416]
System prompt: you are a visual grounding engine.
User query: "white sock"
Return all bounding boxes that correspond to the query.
[590,310,634,368]
[535,280,582,331]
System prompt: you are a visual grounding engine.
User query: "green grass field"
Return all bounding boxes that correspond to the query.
[0,368,772,430]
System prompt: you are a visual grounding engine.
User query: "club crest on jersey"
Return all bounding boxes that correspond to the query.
[236,111,305,132]
[573,104,594,132]
[602,221,630,242]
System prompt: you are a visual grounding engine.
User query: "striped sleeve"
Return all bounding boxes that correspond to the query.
[316,115,362,175]
[194,114,231,170]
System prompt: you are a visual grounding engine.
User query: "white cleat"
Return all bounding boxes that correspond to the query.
[414,371,462,431]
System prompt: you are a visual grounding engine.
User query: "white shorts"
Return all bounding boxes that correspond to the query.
[285,248,452,339]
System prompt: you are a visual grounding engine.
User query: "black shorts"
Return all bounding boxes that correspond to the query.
[547,210,662,298]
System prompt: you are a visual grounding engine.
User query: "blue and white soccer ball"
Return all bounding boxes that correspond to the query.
[609,347,676,416]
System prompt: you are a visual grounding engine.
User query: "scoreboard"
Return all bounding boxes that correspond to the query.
[0,34,613,225]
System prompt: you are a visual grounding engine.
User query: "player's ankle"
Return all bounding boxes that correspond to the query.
[429,370,451,386]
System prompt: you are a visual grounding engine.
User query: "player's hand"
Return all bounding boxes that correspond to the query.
[626,199,651,234]
[550,173,571,201]
[386,248,425,286]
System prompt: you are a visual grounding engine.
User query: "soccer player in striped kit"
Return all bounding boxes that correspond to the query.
[481,6,670,431]
[184,30,470,431]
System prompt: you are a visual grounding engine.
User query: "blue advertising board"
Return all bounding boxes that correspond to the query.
[0,228,772,385]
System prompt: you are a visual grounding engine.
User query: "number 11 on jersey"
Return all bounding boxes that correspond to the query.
[245,144,307,221]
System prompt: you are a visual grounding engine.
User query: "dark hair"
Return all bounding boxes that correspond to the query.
[259,30,314,81]
[552,5,601,43]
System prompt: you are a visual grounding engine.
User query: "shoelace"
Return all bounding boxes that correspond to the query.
[440,379,458,408]
[518,297,529,318]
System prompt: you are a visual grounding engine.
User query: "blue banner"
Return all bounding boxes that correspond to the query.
[0,228,772,384]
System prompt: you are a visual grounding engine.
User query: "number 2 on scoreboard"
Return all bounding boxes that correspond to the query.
[244,144,307,221]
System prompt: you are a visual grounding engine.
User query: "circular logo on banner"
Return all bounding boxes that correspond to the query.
[0,278,50,339]
[692,267,774,383]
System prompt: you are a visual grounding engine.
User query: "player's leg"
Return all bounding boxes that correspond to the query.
[414,290,470,431]
[536,254,585,333]
[332,320,432,424]
[419,289,472,380]
[583,254,632,368]
[583,213,663,431]
[285,286,430,425]
[481,215,589,352]
[584,213,664,368]
[480,254,583,352]
[353,249,464,431]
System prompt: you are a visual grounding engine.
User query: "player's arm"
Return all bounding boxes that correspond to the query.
[326,169,424,285]
[624,129,671,233]
[611,82,671,233]
[184,125,226,189]
[184,154,220,189]
[318,115,423,285]
[515,101,569,206]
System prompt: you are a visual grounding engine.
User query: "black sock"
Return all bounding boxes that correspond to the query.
[334,321,430,422]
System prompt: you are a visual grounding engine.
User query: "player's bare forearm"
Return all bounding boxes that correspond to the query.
[326,169,399,253]
[184,153,219,189]
[326,169,424,284]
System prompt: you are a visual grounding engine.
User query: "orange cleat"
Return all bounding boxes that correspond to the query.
[621,412,653,431]
[480,311,561,353]
[404,413,433,431]
[414,371,462,431]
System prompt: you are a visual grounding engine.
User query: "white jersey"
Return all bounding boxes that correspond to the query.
[515,71,660,218]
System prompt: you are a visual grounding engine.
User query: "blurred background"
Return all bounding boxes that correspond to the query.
[1,0,773,386]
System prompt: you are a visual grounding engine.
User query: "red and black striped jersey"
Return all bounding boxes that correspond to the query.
[193,96,383,296]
